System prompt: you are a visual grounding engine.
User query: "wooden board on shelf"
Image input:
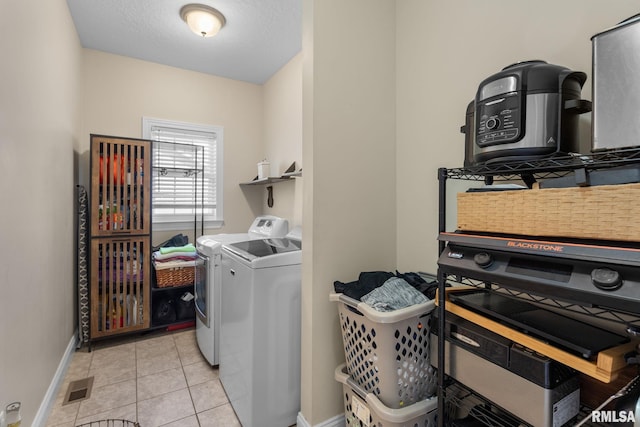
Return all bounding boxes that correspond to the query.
[437,287,638,383]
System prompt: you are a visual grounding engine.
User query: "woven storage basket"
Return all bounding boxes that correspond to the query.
[335,364,438,427]
[457,183,640,241]
[330,293,436,409]
[155,266,195,287]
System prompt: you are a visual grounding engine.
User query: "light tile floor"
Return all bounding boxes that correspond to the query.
[45,328,242,427]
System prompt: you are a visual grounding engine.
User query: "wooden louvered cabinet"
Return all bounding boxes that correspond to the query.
[89,135,151,340]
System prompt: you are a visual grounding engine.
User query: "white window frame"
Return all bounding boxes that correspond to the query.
[142,117,224,231]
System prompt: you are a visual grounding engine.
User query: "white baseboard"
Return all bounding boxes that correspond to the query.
[32,333,78,427]
[297,411,345,427]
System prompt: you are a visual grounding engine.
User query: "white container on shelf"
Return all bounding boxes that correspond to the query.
[257,160,270,179]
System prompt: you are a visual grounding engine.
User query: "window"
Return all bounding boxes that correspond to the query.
[142,117,223,231]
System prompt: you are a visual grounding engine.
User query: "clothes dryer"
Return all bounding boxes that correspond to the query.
[219,228,302,427]
[194,216,288,366]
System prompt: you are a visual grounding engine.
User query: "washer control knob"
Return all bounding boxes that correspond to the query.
[473,252,493,269]
[591,267,622,291]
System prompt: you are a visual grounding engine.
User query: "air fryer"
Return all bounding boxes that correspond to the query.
[471,60,591,165]
[461,100,476,168]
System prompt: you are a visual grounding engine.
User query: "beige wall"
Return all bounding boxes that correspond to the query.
[80,50,265,243]
[0,0,81,424]
[301,0,397,424]
[395,0,640,273]
[261,53,303,228]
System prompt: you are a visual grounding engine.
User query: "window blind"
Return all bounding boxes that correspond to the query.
[150,126,217,223]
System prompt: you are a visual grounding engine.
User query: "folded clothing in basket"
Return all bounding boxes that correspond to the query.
[334,271,437,312]
[153,233,189,252]
[153,244,197,270]
[153,259,197,270]
[153,251,197,262]
[159,243,196,254]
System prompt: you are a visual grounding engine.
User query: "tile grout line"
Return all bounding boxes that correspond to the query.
[175,332,202,427]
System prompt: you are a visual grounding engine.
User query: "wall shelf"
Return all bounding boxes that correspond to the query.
[240,161,302,186]
[239,175,296,186]
[239,162,301,207]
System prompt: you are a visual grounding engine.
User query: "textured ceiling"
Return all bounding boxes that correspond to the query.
[66,0,303,85]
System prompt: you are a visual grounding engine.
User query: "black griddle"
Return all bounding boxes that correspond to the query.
[449,289,629,358]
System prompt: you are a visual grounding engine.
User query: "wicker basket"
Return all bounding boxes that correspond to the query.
[155,266,195,287]
[457,183,640,241]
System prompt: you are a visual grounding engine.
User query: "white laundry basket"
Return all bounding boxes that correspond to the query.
[335,364,438,427]
[330,292,436,409]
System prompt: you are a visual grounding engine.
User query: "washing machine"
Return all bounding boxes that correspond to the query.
[219,227,302,427]
[194,216,289,366]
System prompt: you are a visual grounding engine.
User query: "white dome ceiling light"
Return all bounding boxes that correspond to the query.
[180,4,226,38]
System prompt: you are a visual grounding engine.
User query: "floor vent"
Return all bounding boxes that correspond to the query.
[62,376,94,405]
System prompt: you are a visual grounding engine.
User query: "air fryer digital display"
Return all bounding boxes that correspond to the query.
[478,76,518,101]
[476,76,523,147]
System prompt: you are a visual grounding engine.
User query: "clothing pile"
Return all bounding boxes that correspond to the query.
[153,233,189,252]
[152,243,197,272]
[334,271,439,312]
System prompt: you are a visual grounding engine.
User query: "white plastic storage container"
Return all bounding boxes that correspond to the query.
[330,292,436,409]
[335,364,438,427]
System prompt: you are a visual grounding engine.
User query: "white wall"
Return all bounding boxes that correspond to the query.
[80,50,265,243]
[301,0,397,424]
[0,0,82,424]
[261,53,303,227]
[396,0,640,273]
